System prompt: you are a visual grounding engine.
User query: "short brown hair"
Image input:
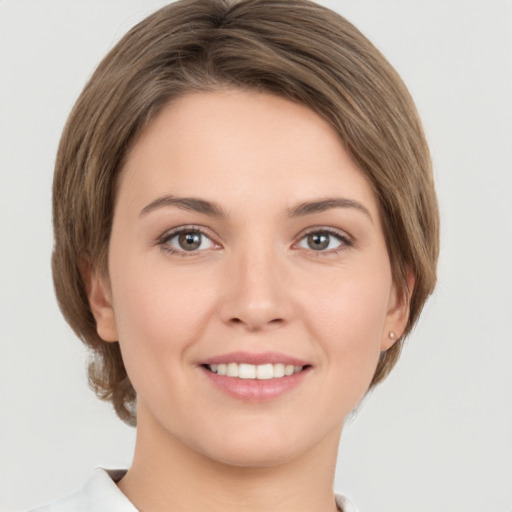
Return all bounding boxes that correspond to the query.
[52,0,439,426]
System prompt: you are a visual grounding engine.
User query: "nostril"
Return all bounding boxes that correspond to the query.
[228,316,284,331]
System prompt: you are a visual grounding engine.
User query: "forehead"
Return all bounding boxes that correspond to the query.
[118,89,380,220]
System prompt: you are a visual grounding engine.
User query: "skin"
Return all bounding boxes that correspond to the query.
[88,89,411,512]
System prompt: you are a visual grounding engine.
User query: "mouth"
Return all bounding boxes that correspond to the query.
[199,352,312,400]
[203,362,308,380]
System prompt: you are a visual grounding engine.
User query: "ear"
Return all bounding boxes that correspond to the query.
[80,256,118,343]
[381,269,415,351]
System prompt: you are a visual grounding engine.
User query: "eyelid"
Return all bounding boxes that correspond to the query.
[156,225,221,255]
[155,224,354,256]
[293,226,354,253]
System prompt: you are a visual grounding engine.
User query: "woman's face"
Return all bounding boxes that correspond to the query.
[91,89,407,467]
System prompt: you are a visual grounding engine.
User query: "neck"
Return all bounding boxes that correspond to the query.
[118,404,342,512]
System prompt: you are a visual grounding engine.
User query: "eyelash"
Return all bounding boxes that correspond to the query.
[157,225,217,257]
[156,226,354,256]
[295,227,354,255]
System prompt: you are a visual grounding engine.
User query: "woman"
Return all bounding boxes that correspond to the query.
[34,0,439,510]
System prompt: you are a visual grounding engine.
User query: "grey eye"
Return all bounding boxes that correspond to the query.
[297,231,344,251]
[178,232,202,251]
[307,233,330,250]
[165,230,215,252]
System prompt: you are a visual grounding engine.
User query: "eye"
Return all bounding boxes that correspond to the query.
[160,228,217,254]
[296,229,352,253]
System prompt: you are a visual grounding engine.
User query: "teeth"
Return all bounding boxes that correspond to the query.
[274,363,285,378]
[239,363,256,379]
[208,362,304,379]
[226,362,239,377]
[256,363,273,380]
[285,365,295,376]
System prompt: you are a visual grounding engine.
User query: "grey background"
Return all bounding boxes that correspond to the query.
[1,1,511,511]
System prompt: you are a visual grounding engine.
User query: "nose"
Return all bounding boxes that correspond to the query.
[218,243,292,332]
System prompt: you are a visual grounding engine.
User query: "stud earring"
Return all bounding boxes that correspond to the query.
[389,331,396,340]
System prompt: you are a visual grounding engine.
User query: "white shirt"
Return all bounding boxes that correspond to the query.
[29,468,359,512]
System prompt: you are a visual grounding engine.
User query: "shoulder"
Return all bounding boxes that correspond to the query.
[28,469,358,512]
[335,493,360,512]
[27,468,135,512]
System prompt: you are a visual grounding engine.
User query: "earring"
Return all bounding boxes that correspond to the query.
[389,331,396,340]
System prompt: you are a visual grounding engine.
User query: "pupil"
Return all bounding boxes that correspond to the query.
[179,232,201,251]
[308,233,329,250]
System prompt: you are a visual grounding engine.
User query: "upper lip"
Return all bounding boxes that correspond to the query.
[200,351,310,367]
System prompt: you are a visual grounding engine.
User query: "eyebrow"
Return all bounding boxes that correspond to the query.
[288,198,373,222]
[140,195,372,222]
[140,195,226,218]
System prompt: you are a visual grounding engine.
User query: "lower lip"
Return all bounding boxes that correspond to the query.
[200,366,310,401]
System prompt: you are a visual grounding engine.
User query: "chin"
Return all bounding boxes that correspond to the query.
[201,441,302,469]
[189,421,330,470]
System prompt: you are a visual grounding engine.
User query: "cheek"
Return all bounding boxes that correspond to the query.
[112,269,212,344]
[304,262,390,333]
[108,255,216,388]
[300,265,391,387]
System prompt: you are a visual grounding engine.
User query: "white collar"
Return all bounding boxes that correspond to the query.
[31,468,135,512]
[32,467,358,512]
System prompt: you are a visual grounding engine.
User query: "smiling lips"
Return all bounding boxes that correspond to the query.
[207,362,304,380]
[200,352,311,400]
